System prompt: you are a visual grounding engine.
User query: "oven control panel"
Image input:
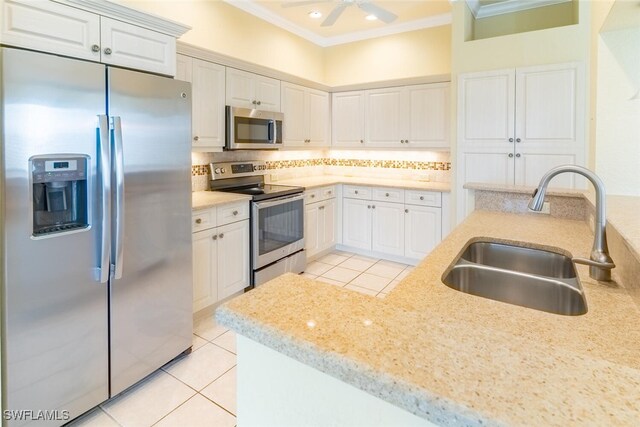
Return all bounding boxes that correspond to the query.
[210,161,267,179]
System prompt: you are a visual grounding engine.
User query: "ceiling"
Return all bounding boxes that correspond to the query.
[224,0,452,47]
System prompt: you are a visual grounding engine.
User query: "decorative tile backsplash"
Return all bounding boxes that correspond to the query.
[192,158,451,176]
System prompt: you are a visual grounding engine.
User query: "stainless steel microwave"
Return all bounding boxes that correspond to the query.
[225,106,283,150]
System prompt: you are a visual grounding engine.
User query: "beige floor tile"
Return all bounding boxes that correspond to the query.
[322,266,361,283]
[330,250,353,257]
[366,262,406,279]
[101,370,195,427]
[162,343,236,391]
[68,407,119,427]
[300,272,318,279]
[351,254,379,263]
[192,334,207,352]
[304,261,333,276]
[316,276,346,287]
[349,273,392,292]
[339,257,376,272]
[193,316,228,341]
[200,366,237,415]
[344,284,378,296]
[317,253,349,266]
[212,330,236,354]
[395,268,412,281]
[382,279,402,294]
[155,394,235,427]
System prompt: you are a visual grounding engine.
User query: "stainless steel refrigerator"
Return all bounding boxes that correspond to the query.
[0,47,193,426]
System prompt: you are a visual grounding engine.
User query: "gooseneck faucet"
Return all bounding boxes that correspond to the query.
[528,165,615,281]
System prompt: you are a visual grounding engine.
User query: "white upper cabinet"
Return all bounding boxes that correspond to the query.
[336,83,450,148]
[281,82,329,147]
[332,91,366,147]
[176,55,226,150]
[0,0,187,76]
[226,68,281,111]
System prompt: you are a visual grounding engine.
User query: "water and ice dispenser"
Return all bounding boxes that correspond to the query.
[31,155,89,236]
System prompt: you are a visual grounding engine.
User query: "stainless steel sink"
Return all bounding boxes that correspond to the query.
[442,240,587,316]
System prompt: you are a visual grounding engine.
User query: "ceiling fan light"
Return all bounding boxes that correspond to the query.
[308,11,322,19]
[365,14,378,21]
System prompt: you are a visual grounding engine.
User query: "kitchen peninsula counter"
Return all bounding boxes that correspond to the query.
[274,175,451,192]
[216,210,640,426]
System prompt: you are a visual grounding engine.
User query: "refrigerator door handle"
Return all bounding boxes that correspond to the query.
[111,116,125,280]
[96,115,111,283]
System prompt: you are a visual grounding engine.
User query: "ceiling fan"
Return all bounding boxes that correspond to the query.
[283,0,398,27]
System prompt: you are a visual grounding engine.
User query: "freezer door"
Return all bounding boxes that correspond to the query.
[1,48,109,425]
[107,67,193,395]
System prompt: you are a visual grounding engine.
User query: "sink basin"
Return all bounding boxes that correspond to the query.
[442,240,587,316]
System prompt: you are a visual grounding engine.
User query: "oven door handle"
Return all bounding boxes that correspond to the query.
[253,193,305,209]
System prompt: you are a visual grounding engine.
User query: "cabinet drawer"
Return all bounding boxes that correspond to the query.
[192,208,216,232]
[372,188,404,203]
[343,185,371,200]
[217,201,249,225]
[320,186,336,200]
[305,188,322,204]
[405,190,442,207]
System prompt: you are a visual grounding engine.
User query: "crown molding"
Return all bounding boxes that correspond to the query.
[466,0,572,19]
[53,0,191,37]
[223,0,451,47]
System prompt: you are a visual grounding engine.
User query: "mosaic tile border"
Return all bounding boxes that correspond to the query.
[192,159,451,176]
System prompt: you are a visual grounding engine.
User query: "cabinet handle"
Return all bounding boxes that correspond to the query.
[508,153,514,158]
[232,210,238,216]
[420,196,424,201]
[212,235,217,241]
[193,136,199,141]
[515,153,521,158]
[516,138,521,143]
[219,233,224,239]
[509,138,514,143]
[91,44,100,53]
[104,47,112,55]
[195,218,202,224]
[405,209,409,213]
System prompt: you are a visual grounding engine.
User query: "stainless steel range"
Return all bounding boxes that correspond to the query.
[210,161,306,286]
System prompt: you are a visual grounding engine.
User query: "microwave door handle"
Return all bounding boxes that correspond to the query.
[95,115,111,283]
[272,119,278,144]
[268,119,275,143]
[111,116,125,280]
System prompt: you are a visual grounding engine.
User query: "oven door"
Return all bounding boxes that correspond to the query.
[252,193,305,269]
[226,106,283,150]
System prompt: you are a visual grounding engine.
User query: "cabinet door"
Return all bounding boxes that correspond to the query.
[515,152,579,188]
[226,68,255,109]
[404,205,441,260]
[304,202,321,257]
[515,63,584,151]
[365,87,404,147]
[458,69,515,148]
[191,59,226,149]
[1,0,100,61]
[176,54,193,83]
[254,74,281,112]
[332,91,365,147]
[320,198,336,251]
[282,83,307,146]
[100,17,176,76]
[371,201,405,257]
[217,220,250,300]
[342,198,371,250]
[192,228,217,312]
[307,89,330,146]
[407,83,450,148]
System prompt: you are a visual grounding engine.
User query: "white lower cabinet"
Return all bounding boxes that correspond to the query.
[304,187,337,258]
[342,186,443,261]
[192,202,249,312]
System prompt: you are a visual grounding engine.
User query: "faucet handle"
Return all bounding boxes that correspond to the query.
[572,257,615,269]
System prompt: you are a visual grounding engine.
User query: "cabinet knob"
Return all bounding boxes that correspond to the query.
[327,191,332,195]
[257,101,262,106]
[91,44,100,53]
[360,139,364,144]
[385,193,389,197]
[509,138,514,143]
[405,209,409,213]
[405,140,409,144]
[515,153,521,158]
[219,233,224,239]
[319,205,325,210]
[372,205,376,209]
[354,190,358,194]
[252,100,257,105]
[400,140,404,144]
[195,218,202,224]
[516,138,521,143]
[310,194,315,198]
[232,210,238,216]
[508,153,514,158]
[420,196,424,201]
[193,136,199,141]
[212,235,217,240]
[104,47,112,55]
[367,205,371,209]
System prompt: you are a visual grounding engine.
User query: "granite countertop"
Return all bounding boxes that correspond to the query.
[216,211,640,426]
[275,175,451,192]
[192,191,252,210]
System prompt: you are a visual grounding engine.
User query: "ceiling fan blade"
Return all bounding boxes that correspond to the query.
[321,3,349,27]
[358,2,398,24]
[282,0,328,8]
